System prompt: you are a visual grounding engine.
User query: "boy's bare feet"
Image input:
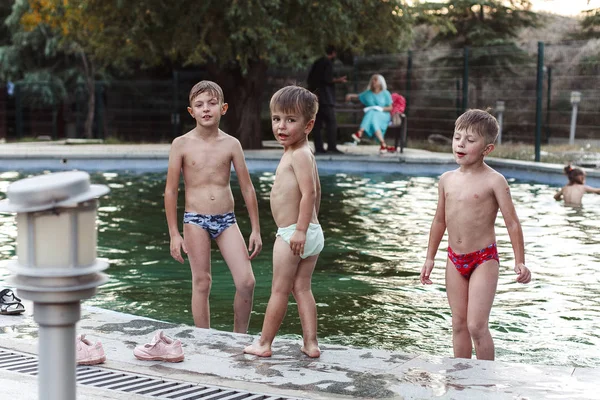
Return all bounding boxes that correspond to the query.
[301,343,321,358]
[243,343,272,357]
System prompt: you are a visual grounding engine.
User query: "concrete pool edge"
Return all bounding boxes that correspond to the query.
[1,303,599,400]
[0,142,597,187]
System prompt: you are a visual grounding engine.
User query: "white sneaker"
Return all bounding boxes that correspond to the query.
[76,334,106,365]
[133,331,184,362]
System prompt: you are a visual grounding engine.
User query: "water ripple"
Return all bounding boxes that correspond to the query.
[0,171,598,367]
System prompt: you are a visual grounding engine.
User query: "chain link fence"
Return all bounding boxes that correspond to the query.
[0,40,598,145]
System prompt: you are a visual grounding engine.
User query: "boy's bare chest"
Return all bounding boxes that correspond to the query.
[445,181,493,206]
[184,148,231,171]
[272,162,297,192]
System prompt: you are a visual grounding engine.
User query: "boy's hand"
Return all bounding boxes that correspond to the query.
[170,234,187,264]
[514,263,531,284]
[290,230,307,257]
[248,231,263,260]
[420,260,435,285]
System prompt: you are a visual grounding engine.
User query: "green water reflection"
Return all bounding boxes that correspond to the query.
[0,171,599,368]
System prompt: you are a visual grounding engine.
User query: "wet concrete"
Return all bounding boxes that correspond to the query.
[1,303,599,399]
[0,141,599,399]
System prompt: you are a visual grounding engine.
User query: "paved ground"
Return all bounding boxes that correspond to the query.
[1,301,599,400]
[0,140,599,399]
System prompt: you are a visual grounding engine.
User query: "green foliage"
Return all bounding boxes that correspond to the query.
[414,0,540,107]
[574,8,600,40]
[95,0,415,72]
[0,0,78,107]
[419,0,540,48]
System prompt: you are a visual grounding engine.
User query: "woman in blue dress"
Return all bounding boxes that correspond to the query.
[345,74,393,153]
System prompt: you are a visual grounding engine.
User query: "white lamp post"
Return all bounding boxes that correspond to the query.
[495,100,505,145]
[0,171,109,400]
[569,91,581,145]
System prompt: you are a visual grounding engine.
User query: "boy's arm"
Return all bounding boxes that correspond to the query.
[164,139,186,263]
[288,149,317,256]
[494,175,531,284]
[315,162,321,216]
[421,176,447,284]
[231,140,262,260]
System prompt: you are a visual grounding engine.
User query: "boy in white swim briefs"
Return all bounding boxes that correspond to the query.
[276,223,323,259]
[244,85,323,358]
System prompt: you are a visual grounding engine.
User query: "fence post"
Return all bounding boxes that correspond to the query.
[15,82,22,140]
[406,50,412,114]
[172,70,180,138]
[462,46,469,112]
[545,66,552,142]
[496,101,505,145]
[535,41,544,162]
[76,85,83,138]
[455,79,461,117]
[95,82,105,140]
[352,55,359,124]
[52,103,58,140]
[569,91,581,145]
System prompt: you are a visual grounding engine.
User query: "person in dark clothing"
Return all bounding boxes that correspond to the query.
[307,45,347,154]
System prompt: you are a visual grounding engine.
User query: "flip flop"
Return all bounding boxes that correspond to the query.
[0,289,25,315]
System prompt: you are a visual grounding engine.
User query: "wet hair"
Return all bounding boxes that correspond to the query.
[564,164,585,185]
[455,109,499,145]
[270,85,319,123]
[366,74,387,91]
[189,80,224,105]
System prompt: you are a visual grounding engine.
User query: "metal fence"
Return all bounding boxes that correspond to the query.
[0,40,598,144]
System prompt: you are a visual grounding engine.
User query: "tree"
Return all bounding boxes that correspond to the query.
[0,0,72,108]
[574,7,600,39]
[19,0,147,138]
[21,0,415,148]
[416,0,540,107]
[568,7,600,76]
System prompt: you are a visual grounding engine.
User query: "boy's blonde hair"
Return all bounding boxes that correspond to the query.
[455,109,499,145]
[270,85,319,122]
[189,80,224,105]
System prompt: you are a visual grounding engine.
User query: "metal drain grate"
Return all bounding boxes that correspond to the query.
[0,348,308,400]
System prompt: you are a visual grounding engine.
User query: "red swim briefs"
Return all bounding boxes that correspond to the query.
[448,243,499,278]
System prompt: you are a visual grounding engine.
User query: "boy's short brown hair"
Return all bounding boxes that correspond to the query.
[189,80,224,105]
[455,109,499,145]
[270,85,319,122]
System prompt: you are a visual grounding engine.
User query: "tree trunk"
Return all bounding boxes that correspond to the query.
[208,60,268,149]
[79,50,95,139]
[0,86,6,140]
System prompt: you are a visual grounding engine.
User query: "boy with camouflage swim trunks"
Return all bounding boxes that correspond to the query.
[165,80,262,333]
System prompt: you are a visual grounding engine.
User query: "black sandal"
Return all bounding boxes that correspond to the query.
[0,289,26,315]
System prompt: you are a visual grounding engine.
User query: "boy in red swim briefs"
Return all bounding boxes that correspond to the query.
[420,109,531,361]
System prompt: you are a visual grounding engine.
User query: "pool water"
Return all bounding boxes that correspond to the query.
[1,170,599,368]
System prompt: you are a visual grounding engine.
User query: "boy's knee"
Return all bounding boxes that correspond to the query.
[467,320,489,338]
[238,276,255,294]
[192,275,212,293]
[291,285,311,298]
[272,282,293,297]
